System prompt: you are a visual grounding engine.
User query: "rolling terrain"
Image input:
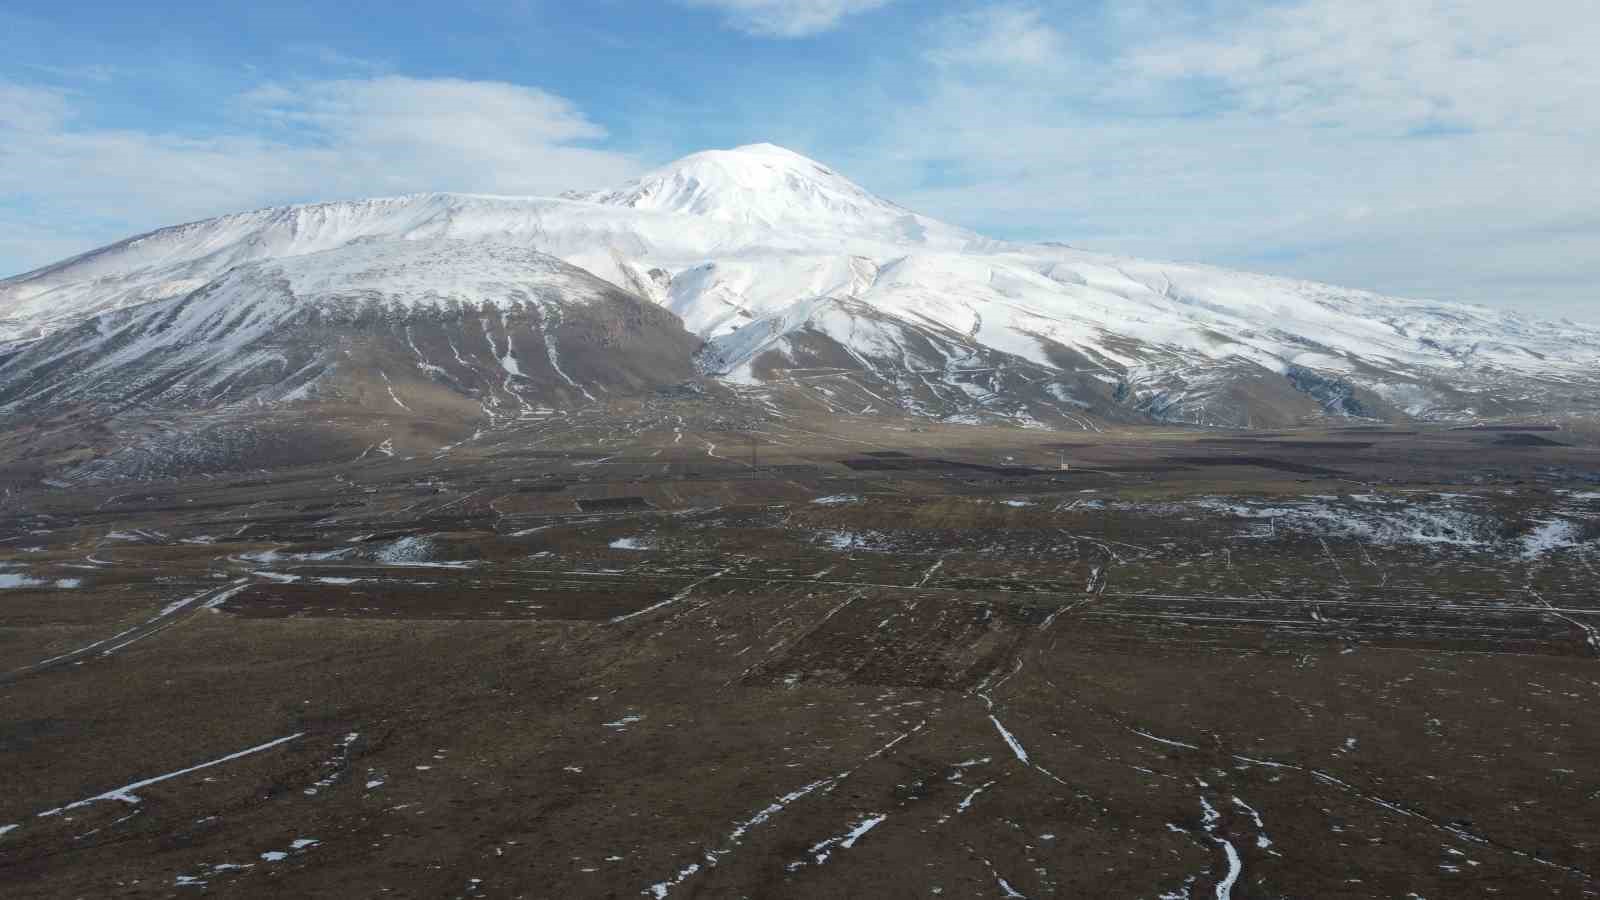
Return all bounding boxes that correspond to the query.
[0,414,1597,898]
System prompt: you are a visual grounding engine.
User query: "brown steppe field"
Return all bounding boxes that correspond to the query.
[3,407,1598,899]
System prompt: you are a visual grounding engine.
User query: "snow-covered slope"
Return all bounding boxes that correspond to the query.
[4,142,1598,428]
[704,247,1600,425]
[0,240,698,416]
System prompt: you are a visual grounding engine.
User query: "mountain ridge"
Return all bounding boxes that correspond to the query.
[3,142,1598,445]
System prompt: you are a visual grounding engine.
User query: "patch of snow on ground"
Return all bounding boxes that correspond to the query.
[1192,496,1496,548]
[610,537,653,550]
[1522,519,1584,558]
[826,532,862,551]
[376,536,434,564]
[369,536,474,568]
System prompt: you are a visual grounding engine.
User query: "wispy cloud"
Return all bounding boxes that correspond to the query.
[0,82,75,132]
[837,0,1600,317]
[281,44,390,74]
[15,61,119,83]
[925,5,1067,69]
[239,76,633,193]
[1125,0,1600,134]
[677,0,893,37]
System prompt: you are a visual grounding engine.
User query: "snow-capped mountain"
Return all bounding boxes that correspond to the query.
[3,142,1598,433]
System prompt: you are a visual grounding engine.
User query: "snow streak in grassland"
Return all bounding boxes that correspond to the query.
[1197,795,1243,900]
[37,732,306,817]
[788,813,887,870]
[609,566,732,624]
[989,714,1030,765]
[641,719,926,898]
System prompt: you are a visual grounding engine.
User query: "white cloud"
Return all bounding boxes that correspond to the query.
[845,0,1600,319]
[0,82,73,131]
[926,5,1067,69]
[239,76,633,195]
[1125,0,1600,134]
[678,0,892,37]
[0,76,640,276]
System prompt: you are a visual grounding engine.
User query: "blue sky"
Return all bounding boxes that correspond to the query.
[3,0,1596,319]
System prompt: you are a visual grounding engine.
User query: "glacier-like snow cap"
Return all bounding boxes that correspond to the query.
[584,143,976,245]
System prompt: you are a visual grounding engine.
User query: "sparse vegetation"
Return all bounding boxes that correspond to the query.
[1,413,1596,897]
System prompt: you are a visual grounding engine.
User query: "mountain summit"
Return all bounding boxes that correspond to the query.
[581,143,973,245]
